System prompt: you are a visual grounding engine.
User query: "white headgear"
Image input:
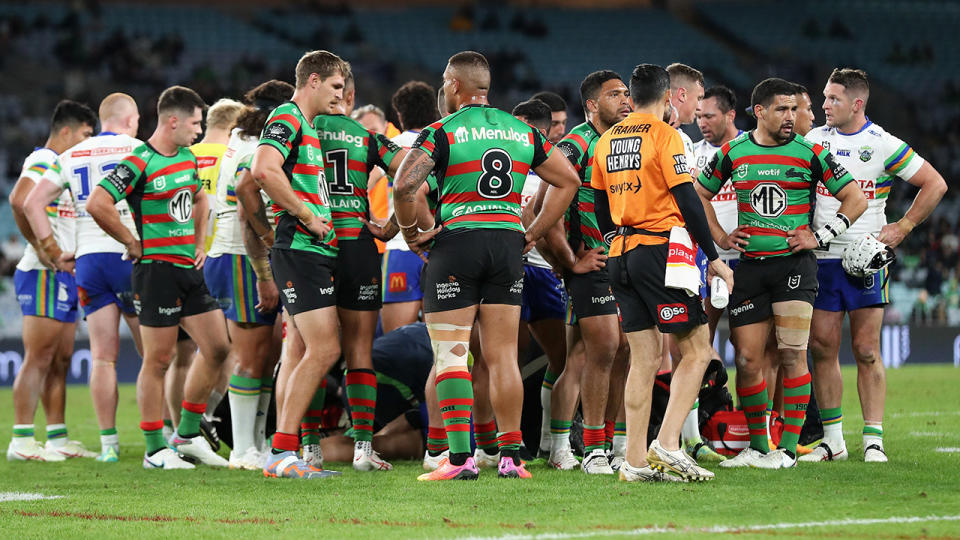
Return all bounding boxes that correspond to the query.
[842,233,896,277]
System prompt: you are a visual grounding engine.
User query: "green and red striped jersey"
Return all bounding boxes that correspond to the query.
[697,132,854,259]
[313,114,401,242]
[556,121,605,251]
[259,101,336,257]
[99,143,202,267]
[412,104,552,233]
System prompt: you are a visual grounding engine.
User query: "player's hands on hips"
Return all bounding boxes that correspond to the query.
[723,225,750,253]
[303,213,332,238]
[877,221,908,248]
[193,245,207,269]
[360,217,399,241]
[255,279,279,312]
[707,258,734,295]
[403,225,441,262]
[122,239,143,262]
[572,245,607,274]
[55,252,76,275]
[787,228,818,252]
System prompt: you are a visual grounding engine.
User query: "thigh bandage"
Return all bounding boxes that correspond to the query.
[772,301,813,351]
[427,323,472,371]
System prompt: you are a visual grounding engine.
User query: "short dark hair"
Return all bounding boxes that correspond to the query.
[448,51,489,73]
[295,50,349,88]
[666,63,704,89]
[530,91,566,112]
[579,70,623,110]
[512,99,552,133]
[750,78,798,109]
[157,85,206,117]
[50,100,97,132]
[794,83,809,96]
[704,85,737,113]
[392,81,439,131]
[629,64,670,108]
[828,67,869,98]
[236,79,295,139]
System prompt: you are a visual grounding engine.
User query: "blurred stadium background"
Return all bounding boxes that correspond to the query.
[0,0,956,363]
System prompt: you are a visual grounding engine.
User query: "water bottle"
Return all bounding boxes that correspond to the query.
[711,276,729,309]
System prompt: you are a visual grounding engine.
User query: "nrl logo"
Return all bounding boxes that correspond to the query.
[858,145,874,162]
[787,274,800,290]
[736,163,749,179]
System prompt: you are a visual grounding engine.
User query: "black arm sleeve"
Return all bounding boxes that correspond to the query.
[670,182,719,261]
[592,188,616,247]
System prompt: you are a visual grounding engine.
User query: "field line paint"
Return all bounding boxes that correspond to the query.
[889,411,960,418]
[0,492,62,503]
[456,514,960,540]
[909,432,945,437]
[935,447,960,453]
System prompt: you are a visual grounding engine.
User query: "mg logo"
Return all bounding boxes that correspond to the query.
[454,126,469,144]
[749,183,786,218]
[168,188,193,223]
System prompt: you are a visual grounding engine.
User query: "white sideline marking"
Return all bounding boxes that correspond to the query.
[456,515,960,540]
[889,411,960,418]
[935,447,960,453]
[0,492,63,503]
[909,431,945,437]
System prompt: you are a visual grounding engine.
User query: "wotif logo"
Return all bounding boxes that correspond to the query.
[756,168,781,176]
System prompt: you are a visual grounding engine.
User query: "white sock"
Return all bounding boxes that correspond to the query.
[46,424,68,447]
[612,434,627,458]
[12,424,34,449]
[206,389,224,419]
[100,432,119,452]
[863,422,883,450]
[823,420,844,447]
[229,390,260,454]
[539,384,553,453]
[254,387,272,452]
[551,429,571,453]
[681,400,702,446]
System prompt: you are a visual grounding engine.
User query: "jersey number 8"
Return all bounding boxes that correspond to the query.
[477,148,513,199]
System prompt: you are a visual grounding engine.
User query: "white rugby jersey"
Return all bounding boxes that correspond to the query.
[519,170,549,269]
[17,148,76,271]
[208,128,262,257]
[678,128,695,164]
[53,133,138,258]
[693,132,742,260]
[807,120,924,258]
[385,130,420,252]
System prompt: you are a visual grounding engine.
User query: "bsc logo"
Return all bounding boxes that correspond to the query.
[658,304,688,323]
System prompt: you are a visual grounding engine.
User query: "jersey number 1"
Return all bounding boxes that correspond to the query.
[325,149,353,195]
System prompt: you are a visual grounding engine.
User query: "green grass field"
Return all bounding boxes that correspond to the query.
[1,365,959,539]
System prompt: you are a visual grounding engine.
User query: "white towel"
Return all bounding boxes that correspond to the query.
[664,226,701,297]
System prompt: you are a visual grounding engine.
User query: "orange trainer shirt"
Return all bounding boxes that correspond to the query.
[590,112,692,257]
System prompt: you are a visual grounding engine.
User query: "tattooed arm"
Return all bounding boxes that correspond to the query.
[393,148,440,255]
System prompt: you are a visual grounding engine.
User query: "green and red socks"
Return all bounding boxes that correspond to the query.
[272,431,299,455]
[474,420,498,455]
[346,369,377,443]
[781,372,811,455]
[178,401,206,439]
[583,424,606,454]
[737,379,770,453]
[426,426,448,456]
[603,420,615,452]
[229,374,261,453]
[301,379,327,447]
[141,420,166,455]
[498,430,523,462]
[436,370,473,465]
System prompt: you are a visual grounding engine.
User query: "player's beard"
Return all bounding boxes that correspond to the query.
[777,123,793,143]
